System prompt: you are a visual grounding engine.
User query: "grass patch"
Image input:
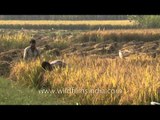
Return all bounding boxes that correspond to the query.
[0,77,72,105]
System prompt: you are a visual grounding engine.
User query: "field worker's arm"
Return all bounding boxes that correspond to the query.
[23,48,28,60]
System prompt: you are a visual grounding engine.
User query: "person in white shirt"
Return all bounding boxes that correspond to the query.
[41,60,66,71]
[23,39,40,61]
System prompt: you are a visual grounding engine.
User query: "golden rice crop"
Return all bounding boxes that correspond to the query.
[0,20,135,30]
[0,20,133,26]
[10,59,44,88]
[74,29,160,43]
[0,31,32,51]
[10,55,160,105]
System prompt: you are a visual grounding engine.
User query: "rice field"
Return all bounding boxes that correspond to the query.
[0,20,134,26]
[0,20,135,30]
[1,29,160,52]
[10,55,160,105]
[0,20,160,105]
[78,29,160,42]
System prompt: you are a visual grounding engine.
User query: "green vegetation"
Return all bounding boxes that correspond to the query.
[129,15,160,28]
[0,77,73,105]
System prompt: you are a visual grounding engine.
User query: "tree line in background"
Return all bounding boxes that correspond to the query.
[0,15,128,20]
[129,15,160,28]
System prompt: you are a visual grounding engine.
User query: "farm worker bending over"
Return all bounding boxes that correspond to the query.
[41,60,67,71]
[23,39,40,61]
